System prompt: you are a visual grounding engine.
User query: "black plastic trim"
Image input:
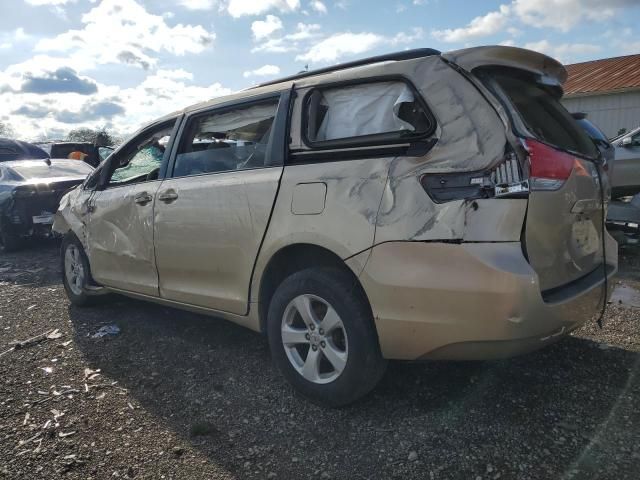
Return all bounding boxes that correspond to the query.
[541,263,616,304]
[289,139,437,165]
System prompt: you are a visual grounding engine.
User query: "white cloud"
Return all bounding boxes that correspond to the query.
[226,0,300,17]
[251,22,321,53]
[35,0,214,70]
[178,0,217,9]
[1,65,232,141]
[390,27,424,45]
[523,39,601,62]
[434,0,638,44]
[433,4,511,42]
[295,27,423,63]
[243,64,281,77]
[513,0,636,31]
[24,0,75,5]
[251,15,283,40]
[310,1,327,13]
[295,32,383,63]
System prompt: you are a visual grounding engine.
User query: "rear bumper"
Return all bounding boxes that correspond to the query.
[356,238,617,360]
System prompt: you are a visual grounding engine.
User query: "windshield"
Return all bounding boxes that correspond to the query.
[487,70,598,158]
[11,160,93,180]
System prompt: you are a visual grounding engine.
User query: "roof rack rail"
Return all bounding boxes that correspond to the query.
[252,48,441,89]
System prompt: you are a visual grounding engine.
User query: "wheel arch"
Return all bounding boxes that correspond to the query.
[256,243,372,334]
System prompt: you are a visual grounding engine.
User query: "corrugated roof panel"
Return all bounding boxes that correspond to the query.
[564,54,640,96]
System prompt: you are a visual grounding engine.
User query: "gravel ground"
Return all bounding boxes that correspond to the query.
[1,241,639,480]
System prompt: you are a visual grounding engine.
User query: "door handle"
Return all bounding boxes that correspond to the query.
[134,192,153,205]
[158,190,178,203]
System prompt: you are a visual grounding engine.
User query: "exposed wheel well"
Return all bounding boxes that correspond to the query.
[257,244,367,333]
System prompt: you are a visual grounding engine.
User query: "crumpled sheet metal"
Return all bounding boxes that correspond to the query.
[373,57,509,242]
[289,56,512,244]
[52,187,90,247]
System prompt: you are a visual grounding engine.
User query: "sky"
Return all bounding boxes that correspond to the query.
[1,0,639,141]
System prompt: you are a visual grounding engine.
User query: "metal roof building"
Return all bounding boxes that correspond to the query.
[562,54,640,138]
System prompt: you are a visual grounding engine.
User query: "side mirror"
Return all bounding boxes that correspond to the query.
[622,137,634,147]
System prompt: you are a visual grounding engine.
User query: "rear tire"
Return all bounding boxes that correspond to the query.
[61,233,102,307]
[267,267,386,407]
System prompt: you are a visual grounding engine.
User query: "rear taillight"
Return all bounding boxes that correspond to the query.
[524,138,575,191]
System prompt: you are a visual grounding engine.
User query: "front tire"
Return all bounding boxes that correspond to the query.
[267,267,386,407]
[61,233,100,307]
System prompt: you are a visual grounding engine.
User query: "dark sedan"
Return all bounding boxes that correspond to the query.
[0,159,93,251]
[0,137,49,162]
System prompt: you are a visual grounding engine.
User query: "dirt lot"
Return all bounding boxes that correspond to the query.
[1,241,639,480]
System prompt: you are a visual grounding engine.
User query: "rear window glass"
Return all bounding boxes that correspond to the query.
[304,80,433,146]
[491,73,598,158]
[575,118,610,149]
[12,160,93,179]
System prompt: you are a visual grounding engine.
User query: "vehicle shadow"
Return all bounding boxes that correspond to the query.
[68,299,640,480]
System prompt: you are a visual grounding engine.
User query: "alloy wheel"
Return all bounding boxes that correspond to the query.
[281,294,348,384]
[64,244,85,296]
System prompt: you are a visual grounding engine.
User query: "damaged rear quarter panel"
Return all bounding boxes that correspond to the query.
[372,56,513,243]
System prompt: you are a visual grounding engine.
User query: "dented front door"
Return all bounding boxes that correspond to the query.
[83,118,179,296]
[86,182,161,296]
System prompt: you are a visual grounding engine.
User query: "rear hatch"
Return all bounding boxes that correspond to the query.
[480,67,605,292]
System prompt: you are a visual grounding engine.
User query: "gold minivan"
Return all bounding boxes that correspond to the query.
[54,46,617,406]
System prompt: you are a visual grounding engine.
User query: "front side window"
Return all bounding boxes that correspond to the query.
[173,99,279,178]
[107,121,175,187]
[304,80,433,146]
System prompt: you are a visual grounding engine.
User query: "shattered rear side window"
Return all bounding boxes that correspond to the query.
[304,80,434,146]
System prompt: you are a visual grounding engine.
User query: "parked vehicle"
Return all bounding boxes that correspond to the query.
[0,159,93,251]
[35,142,114,168]
[571,113,614,166]
[53,46,617,406]
[571,113,613,200]
[609,126,640,198]
[0,138,49,162]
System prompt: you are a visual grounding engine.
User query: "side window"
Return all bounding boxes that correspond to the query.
[173,99,279,178]
[304,80,434,147]
[107,121,176,188]
[98,146,114,163]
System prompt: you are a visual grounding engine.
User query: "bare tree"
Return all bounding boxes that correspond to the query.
[0,122,16,139]
[66,127,122,147]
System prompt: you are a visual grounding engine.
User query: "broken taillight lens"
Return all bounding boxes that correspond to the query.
[524,138,575,191]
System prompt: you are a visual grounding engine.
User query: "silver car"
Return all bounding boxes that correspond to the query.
[611,126,640,198]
